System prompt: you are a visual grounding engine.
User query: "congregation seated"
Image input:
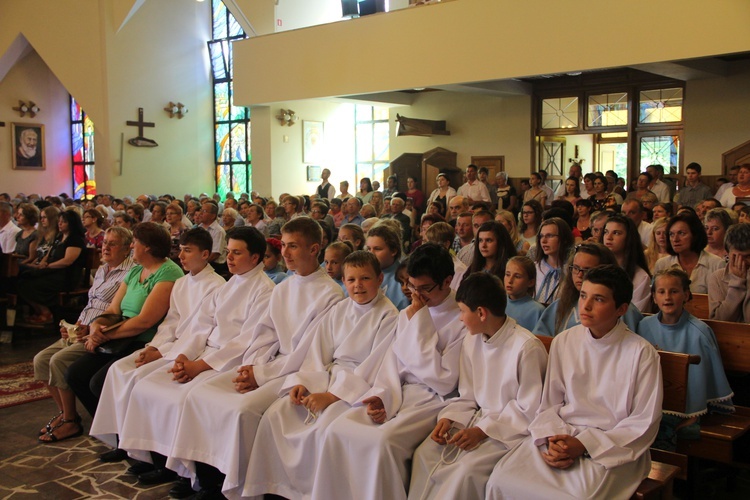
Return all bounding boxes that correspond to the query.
[16,210,87,324]
[11,203,39,266]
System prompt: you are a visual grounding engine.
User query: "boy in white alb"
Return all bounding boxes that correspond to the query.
[408,272,547,500]
[311,243,466,500]
[166,217,344,498]
[90,228,225,454]
[487,265,663,500]
[111,227,274,485]
[243,251,399,498]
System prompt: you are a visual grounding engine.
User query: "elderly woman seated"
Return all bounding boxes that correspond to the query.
[65,222,184,422]
[17,210,87,324]
[34,227,135,442]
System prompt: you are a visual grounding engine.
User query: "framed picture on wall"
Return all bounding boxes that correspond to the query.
[11,123,45,170]
[303,120,324,164]
[307,165,322,182]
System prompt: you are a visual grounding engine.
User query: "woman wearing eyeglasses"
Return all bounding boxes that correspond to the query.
[654,212,726,293]
[533,242,643,337]
[533,218,575,304]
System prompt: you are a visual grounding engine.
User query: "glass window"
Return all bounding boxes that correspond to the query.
[588,92,628,127]
[640,135,680,175]
[70,96,96,199]
[211,0,251,197]
[355,105,390,186]
[541,97,578,129]
[639,88,683,124]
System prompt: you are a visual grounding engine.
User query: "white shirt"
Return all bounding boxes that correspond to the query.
[0,220,22,254]
[650,179,671,203]
[637,220,653,247]
[202,219,227,264]
[457,180,490,203]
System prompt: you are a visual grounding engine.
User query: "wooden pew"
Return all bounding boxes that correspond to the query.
[534,335,684,499]
[673,319,750,466]
[684,293,709,320]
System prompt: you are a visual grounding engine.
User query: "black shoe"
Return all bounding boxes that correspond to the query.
[137,468,178,486]
[126,461,155,476]
[100,448,128,462]
[168,478,194,499]
[194,487,226,500]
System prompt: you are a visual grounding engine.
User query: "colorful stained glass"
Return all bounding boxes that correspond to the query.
[210,0,251,195]
[70,95,95,199]
[640,135,680,174]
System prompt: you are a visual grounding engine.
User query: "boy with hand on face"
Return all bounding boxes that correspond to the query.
[408,272,547,500]
[312,243,466,500]
[486,265,662,500]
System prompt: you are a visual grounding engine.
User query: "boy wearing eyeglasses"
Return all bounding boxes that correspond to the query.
[311,243,466,500]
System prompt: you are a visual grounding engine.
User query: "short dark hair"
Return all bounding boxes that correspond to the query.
[686,162,702,174]
[282,216,323,246]
[227,226,267,258]
[665,212,707,255]
[127,203,144,221]
[407,243,454,285]
[583,264,633,308]
[368,224,402,261]
[456,272,507,317]
[180,227,214,253]
[724,222,750,252]
[133,222,171,259]
[343,250,381,276]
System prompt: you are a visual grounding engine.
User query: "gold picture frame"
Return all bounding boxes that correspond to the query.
[11,123,45,170]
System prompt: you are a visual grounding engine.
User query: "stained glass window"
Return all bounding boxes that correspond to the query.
[70,96,96,199]
[640,135,680,175]
[355,105,390,186]
[639,88,683,124]
[588,92,628,127]
[210,0,251,197]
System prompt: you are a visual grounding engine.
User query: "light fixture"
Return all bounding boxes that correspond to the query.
[276,108,297,126]
[12,100,40,118]
[164,101,188,119]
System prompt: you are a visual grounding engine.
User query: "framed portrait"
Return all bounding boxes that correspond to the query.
[12,123,45,170]
[303,120,324,164]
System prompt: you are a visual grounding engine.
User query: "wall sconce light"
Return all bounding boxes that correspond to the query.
[276,109,297,126]
[164,102,188,119]
[12,100,40,118]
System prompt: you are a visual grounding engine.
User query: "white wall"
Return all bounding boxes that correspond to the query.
[274,0,344,32]
[389,91,532,178]
[0,50,71,196]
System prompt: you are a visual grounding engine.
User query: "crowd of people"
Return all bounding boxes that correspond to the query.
[0,160,748,499]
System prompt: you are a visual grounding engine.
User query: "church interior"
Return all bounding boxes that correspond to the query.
[2,0,750,498]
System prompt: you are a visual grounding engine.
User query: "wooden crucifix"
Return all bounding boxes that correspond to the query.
[126,107,158,147]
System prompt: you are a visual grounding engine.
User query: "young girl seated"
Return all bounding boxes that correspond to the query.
[465,220,517,282]
[534,242,642,337]
[324,241,354,292]
[337,223,365,251]
[601,215,652,311]
[366,224,409,310]
[504,256,545,331]
[638,269,734,448]
[533,217,575,304]
[263,238,287,284]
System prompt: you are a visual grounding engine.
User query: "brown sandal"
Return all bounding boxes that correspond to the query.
[39,411,63,436]
[38,417,84,443]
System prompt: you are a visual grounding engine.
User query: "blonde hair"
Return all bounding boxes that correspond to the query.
[645,217,669,272]
[495,210,521,247]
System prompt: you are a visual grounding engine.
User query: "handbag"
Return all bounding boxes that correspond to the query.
[91,313,133,355]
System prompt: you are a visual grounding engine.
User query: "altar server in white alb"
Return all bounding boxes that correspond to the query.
[90,228,225,452]
[167,217,344,499]
[312,243,466,500]
[408,272,547,500]
[487,265,663,500]
[243,250,399,499]
[115,226,274,485]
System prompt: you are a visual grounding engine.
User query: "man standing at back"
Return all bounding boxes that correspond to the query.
[676,162,712,209]
[457,165,490,204]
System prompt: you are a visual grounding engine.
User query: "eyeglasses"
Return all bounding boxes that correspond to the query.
[568,264,592,276]
[407,281,439,294]
[522,211,534,216]
[311,210,322,214]
[539,233,559,240]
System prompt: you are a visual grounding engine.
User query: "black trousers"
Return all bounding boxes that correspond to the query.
[65,340,146,418]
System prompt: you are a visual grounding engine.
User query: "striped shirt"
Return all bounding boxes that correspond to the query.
[77,256,136,325]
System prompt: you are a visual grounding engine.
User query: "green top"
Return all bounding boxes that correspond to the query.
[120,259,184,342]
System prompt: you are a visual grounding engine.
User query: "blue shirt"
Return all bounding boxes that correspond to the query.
[506,295,546,332]
[381,261,409,311]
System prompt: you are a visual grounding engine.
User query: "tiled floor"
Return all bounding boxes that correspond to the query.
[2,329,750,499]
[0,330,173,499]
